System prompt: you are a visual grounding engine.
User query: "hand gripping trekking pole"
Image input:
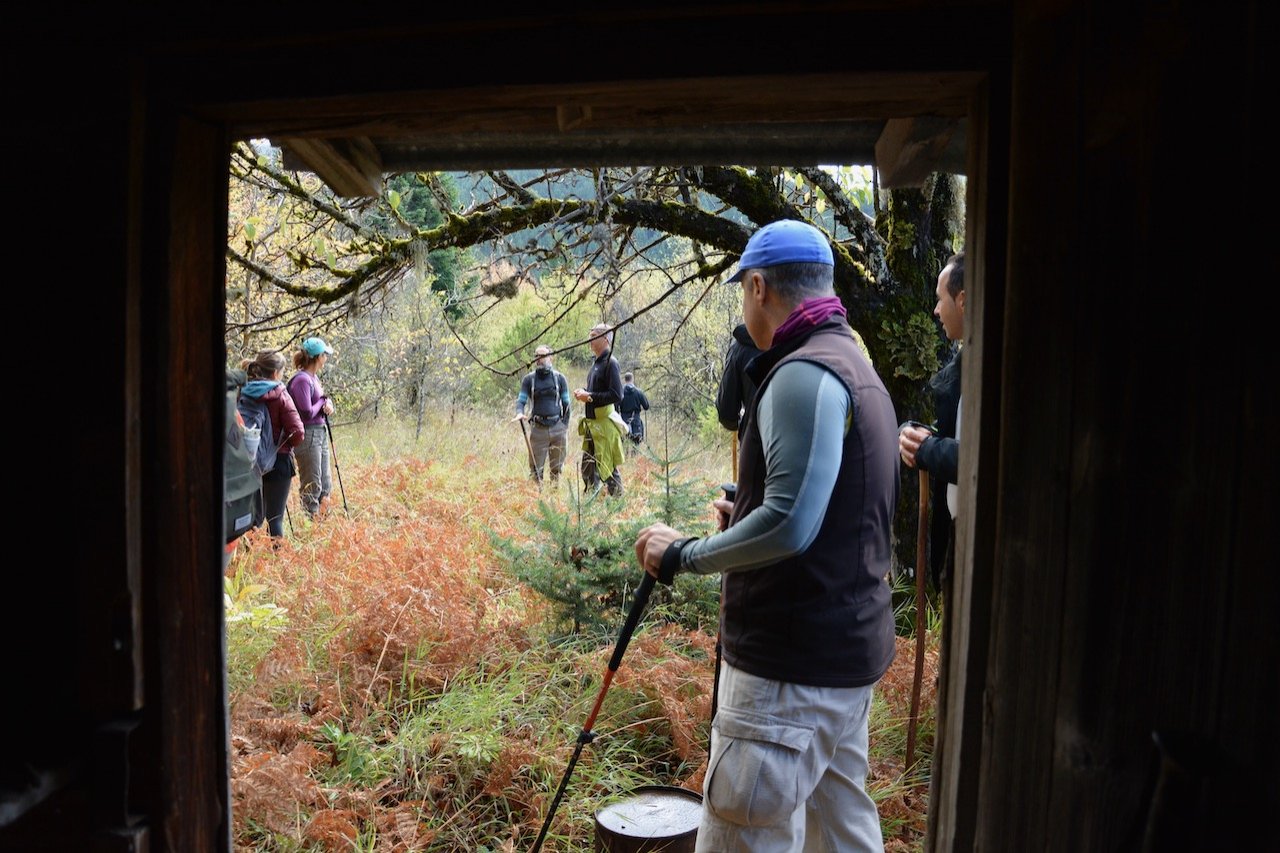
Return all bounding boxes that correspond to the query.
[905,468,929,773]
[531,570,660,853]
[323,413,349,514]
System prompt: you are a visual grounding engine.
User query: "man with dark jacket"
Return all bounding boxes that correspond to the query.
[715,322,762,436]
[635,219,899,851]
[899,251,964,591]
[514,344,571,483]
[618,371,650,444]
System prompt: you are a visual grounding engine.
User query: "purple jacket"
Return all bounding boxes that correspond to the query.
[287,370,329,427]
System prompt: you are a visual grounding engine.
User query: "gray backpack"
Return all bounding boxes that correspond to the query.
[236,392,278,477]
[224,370,261,544]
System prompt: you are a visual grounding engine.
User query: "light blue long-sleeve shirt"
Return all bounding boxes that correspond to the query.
[682,360,850,574]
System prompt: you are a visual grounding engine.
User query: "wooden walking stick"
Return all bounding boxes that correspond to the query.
[905,467,929,774]
[731,430,738,481]
[517,416,537,479]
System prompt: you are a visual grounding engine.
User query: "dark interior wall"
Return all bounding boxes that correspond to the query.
[6,8,242,848]
[5,16,142,853]
[980,1,1273,850]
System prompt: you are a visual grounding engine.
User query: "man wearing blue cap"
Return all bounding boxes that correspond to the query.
[635,219,899,851]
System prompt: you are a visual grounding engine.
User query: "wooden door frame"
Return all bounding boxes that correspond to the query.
[134,58,1009,853]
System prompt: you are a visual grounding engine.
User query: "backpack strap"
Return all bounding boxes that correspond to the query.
[557,371,571,419]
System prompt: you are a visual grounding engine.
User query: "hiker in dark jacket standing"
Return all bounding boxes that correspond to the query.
[715,322,762,436]
[573,322,626,497]
[514,344,571,483]
[635,220,899,852]
[899,251,964,591]
[618,371,650,445]
[288,337,335,520]
[240,350,305,539]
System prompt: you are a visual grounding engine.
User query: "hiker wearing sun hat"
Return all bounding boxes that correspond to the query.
[288,337,336,519]
[634,219,899,851]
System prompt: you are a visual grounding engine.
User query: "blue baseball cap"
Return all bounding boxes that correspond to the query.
[725,219,834,283]
[302,337,334,357]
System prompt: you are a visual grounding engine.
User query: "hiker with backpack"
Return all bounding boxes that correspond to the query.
[224,368,255,568]
[287,337,336,520]
[619,371,650,445]
[513,344,572,484]
[239,350,305,539]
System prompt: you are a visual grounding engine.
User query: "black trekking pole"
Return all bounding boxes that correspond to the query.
[531,570,660,853]
[323,413,348,514]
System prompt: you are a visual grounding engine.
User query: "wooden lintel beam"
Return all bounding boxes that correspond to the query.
[279,137,384,198]
[875,117,961,188]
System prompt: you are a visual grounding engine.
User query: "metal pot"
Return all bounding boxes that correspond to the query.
[594,785,703,852]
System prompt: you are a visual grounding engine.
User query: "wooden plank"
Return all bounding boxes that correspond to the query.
[280,137,382,198]
[145,111,233,852]
[875,116,962,188]
[929,68,1009,853]
[970,2,1080,847]
[211,72,982,138]
[311,121,889,173]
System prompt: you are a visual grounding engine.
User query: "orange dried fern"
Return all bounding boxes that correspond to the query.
[228,445,938,850]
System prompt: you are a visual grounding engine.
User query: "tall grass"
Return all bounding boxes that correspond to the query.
[226,408,937,851]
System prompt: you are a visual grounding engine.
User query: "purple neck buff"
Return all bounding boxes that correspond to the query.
[769,296,847,349]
